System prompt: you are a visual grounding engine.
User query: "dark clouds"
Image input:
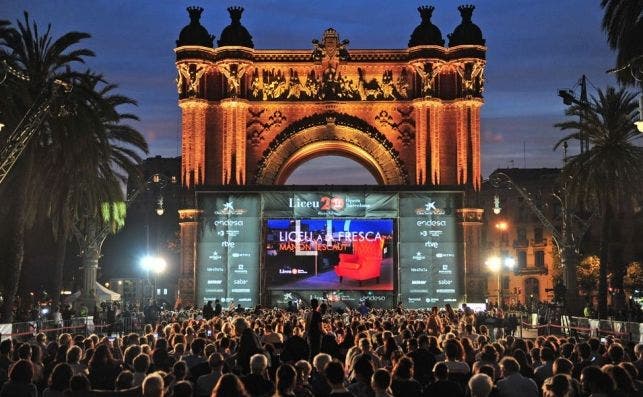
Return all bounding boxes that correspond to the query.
[4,1,617,180]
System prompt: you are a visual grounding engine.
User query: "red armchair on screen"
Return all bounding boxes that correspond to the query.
[334,239,385,285]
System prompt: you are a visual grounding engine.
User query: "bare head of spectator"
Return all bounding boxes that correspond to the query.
[542,374,571,397]
[173,380,193,397]
[499,356,520,378]
[17,343,31,360]
[313,353,332,374]
[353,355,375,383]
[371,368,391,393]
[250,353,268,375]
[294,360,312,384]
[477,364,495,380]
[618,362,638,383]
[133,353,150,374]
[142,372,165,397]
[48,362,73,392]
[635,343,643,360]
[576,342,591,361]
[444,339,464,361]
[9,359,33,384]
[581,366,614,395]
[433,362,448,381]
[608,343,625,364]
[324,360,346,389]
[602,364,637,395]
[392,356,414,380]
[69,373,91,393]
[212,373,250,397]
[66,345,82,365]
[115,370,134,390]
[172,360,188,381]
[276,364,297,396]
[468,373,493,397]
[552,357,573,375]
[209,353,225,373]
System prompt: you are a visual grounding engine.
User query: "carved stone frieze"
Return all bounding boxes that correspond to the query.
[246,108,286,147]
[374,107,415,146]
[218,62,248,98]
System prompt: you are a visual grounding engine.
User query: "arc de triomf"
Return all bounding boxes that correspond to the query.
[174,5,487,309]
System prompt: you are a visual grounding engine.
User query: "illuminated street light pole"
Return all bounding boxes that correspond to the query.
[486,256,515,308]
[141,256,167,301]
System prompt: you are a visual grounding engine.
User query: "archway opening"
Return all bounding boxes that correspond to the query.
[284,155,379,185]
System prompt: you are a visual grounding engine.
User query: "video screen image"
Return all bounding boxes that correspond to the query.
[265,218,394,291]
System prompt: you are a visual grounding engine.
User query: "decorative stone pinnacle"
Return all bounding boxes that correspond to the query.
[187,6,204,22]
[227,6,244,23]
[458,4,475,22]
[418,5,435,22]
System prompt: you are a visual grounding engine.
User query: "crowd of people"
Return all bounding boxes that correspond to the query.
[0,299,641,397]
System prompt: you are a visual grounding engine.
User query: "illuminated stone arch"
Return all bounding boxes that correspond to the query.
[254,112,408,185]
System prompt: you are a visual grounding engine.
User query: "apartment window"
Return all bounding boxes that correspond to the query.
[502,276,510,290]
[534,227,543,243]
[535,251,545,267]
[517,227,527,241]
[518,251,527,268]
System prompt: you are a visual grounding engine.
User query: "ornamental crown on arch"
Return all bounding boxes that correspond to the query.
[174,4,486,102]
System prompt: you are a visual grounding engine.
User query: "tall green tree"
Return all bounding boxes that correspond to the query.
[41,72,147,298]
[0,14,147,321]
[600,0,643,85]
[555,86,642,317]
[0,14,94,321]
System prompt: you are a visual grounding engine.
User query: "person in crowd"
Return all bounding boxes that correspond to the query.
[88,344,122,390]
[0,359,38,397]
[580,365,614,397]
[234,317,263,374]
[212,373,251,397]
[142,371,165,397]
[275,364,297,397]
[66,374,91,397]
[115,370,134,390]
[241,353,275,397]
[324,360,353,397]
[293,360,314,397]
[389,356,421,397]
[196,353,225,397]
[43,363,73,397]
[132,353,150,387]
[370,369,392,397]
[65,346,84,376]
[203,301,215,320]
[496,356,538,397]
[310,353,332,397]
[534,347,555,389]
[469,373,494,397]
[347,355,374,397]
[305,300,323,361]
[424,362,464,397]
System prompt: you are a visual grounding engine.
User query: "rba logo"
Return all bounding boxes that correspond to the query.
[412,252,425,260]
[289,195,345,211]
[214,201,246,216]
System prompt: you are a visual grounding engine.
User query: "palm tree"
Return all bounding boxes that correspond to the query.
[555,86,643,318]
[42,72,147,298]
[0,13,94,321]
[600,0,643,85]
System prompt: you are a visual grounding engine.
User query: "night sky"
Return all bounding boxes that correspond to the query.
[4,1,617,183]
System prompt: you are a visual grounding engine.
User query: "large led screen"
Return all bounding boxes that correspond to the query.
[265,218,394,291]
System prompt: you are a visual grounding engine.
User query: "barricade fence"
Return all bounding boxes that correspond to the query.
[0,316,143,342]
[517,314,643,342]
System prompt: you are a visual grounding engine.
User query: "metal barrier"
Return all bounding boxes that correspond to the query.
[0,317,116,341]
[517,314,643,342]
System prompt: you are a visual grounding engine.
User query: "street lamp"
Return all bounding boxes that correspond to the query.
[141,256,167,301]
[486,255,515,308]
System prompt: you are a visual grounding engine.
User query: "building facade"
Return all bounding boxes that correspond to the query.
[481,168,562,307]
[174,5,488,306]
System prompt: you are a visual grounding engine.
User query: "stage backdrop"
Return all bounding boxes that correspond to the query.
[196,191,461,308]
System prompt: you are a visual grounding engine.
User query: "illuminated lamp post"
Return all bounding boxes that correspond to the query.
[141,256,167,301]
[486,255,515,308]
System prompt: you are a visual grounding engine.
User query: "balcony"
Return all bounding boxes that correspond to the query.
[516,266,548,276]
[513,238,529,248]
[531,238,547,247]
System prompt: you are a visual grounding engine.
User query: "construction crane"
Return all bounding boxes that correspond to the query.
[0,60,71,185]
